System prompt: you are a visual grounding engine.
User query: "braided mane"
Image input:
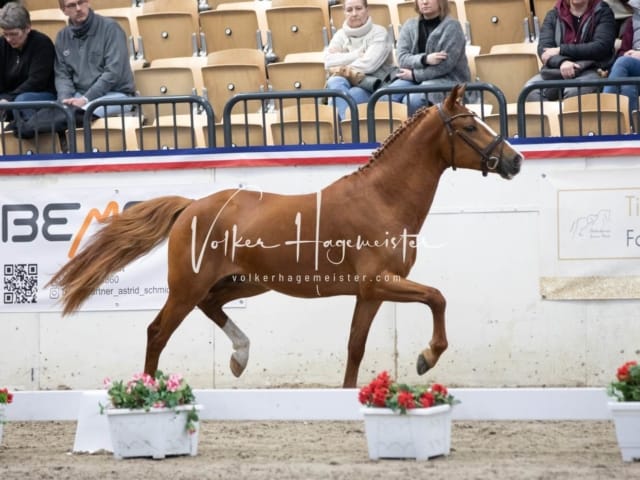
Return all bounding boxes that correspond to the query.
[359,104,433,171]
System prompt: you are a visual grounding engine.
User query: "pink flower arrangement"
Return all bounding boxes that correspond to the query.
[102,371,198,433]
[359,371,458,414]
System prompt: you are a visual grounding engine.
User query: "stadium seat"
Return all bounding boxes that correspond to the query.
[484,102,559,138]
[137,114,208,151]
[136,12,200,63]
[22,0,61,9]
[474,52,540,107]
[340,101,408,143]
[531,0,556,39]
[86,0,135,9]
[133,66,200,122]
[560,93,630,136]
[271,0,331,37]
[265,6,329,62]
[29,9,67,43]
[270,103,339,145]
[76,117,141,153]
[266,61,328,107]
[199,9,264,52]
[214,118,269,147]
[463,0,532,53]
[201,48,269,121]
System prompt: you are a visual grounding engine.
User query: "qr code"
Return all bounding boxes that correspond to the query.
[4,264,38,304]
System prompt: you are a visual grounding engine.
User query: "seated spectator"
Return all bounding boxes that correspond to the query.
[55,0,135,118]
[0,2,56,124]
[386,0,470,116]
[524,0,617,101]
[324,0,396,120]
[604,0,640,117]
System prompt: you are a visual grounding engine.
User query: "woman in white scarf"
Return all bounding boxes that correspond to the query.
[324,0,396,120]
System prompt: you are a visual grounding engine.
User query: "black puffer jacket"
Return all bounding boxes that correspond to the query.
[537,0,617,69]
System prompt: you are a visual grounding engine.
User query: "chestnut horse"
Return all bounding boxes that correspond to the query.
[48,85,522,387]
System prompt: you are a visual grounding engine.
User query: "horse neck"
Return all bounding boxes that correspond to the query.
[340,108,449,231]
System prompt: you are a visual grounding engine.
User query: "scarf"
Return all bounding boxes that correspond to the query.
[341,16,373,38]
[71,8,94,39]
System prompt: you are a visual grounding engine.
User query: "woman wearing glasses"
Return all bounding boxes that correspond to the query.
[0,2,56,125]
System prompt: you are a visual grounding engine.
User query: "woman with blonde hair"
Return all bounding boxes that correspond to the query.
[388,0,470,115]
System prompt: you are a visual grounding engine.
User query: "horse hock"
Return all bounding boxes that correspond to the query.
[222,319,250,377]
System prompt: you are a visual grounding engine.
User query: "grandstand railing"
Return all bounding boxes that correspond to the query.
[2,79,640,157]
[518,77,640,138]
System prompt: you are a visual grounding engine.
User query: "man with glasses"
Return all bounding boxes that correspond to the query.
[0,2,56,125]
[55,0,135,118]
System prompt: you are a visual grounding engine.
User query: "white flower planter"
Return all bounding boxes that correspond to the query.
[361,404,452,461]
[105,404,202,460]
[0,405,5,445]
[608,401,640,462]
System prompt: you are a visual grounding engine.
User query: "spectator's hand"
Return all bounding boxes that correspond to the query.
[541,47,560,65]
[396,68,413,80]
[624,49,640,59]
[560,60,580,79]
[62,97,88,108]
[425,51,447,65]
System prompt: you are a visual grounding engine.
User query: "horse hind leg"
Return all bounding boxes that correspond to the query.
[198,282,268,378]
[144,297,195,375]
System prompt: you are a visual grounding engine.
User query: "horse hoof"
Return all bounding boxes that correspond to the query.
[416,353,431,375]
[230,356,246,377]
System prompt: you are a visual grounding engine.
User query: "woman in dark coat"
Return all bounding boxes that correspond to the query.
[525,0,617,101]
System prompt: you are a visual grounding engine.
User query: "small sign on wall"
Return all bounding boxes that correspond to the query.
[539,170,640,300]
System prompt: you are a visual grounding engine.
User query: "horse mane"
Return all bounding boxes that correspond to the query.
[354,104,433,174]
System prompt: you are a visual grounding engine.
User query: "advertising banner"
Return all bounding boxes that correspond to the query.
[1,184,220,313]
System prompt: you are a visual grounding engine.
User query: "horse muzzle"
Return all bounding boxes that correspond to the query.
[496,152,523,179]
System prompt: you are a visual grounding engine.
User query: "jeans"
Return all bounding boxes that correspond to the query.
[603,55,640,114]
[326,75,371,120]
[11,91,56,121]
[386,78,428,116]
[75,92,134,118]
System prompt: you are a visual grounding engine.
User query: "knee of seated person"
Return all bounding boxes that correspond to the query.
[326,75,349,90]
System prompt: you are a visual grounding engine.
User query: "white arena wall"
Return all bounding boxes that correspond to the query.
[0,140,639,392]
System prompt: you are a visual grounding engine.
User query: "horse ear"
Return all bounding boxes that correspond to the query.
[444,84,465,110]
[456,83,466,104]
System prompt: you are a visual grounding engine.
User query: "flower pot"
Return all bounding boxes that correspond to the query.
[0,405,5,445]
[361,404,452,461]
[608,401,640,462]
[105,404,202,460]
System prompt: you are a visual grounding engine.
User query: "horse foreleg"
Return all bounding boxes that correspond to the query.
[144,299,193,375]
[363,271,448,377]
[343,298,382,388]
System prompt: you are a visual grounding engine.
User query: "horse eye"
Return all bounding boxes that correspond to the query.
[464,124,476,133]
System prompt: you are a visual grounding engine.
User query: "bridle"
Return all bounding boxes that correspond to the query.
[436,103,504,176]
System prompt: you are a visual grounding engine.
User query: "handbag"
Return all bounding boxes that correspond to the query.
[540,60,597,80]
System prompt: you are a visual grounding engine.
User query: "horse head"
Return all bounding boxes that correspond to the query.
[437,84,523,179]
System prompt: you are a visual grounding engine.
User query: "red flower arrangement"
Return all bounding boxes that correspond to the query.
[358,371,458,414]
[0,388,13,405]
[608,360,640,402]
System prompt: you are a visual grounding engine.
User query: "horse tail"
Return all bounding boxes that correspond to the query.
[48,195,193,315]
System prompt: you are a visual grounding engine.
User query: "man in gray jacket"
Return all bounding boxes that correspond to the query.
[55,0,135,118]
